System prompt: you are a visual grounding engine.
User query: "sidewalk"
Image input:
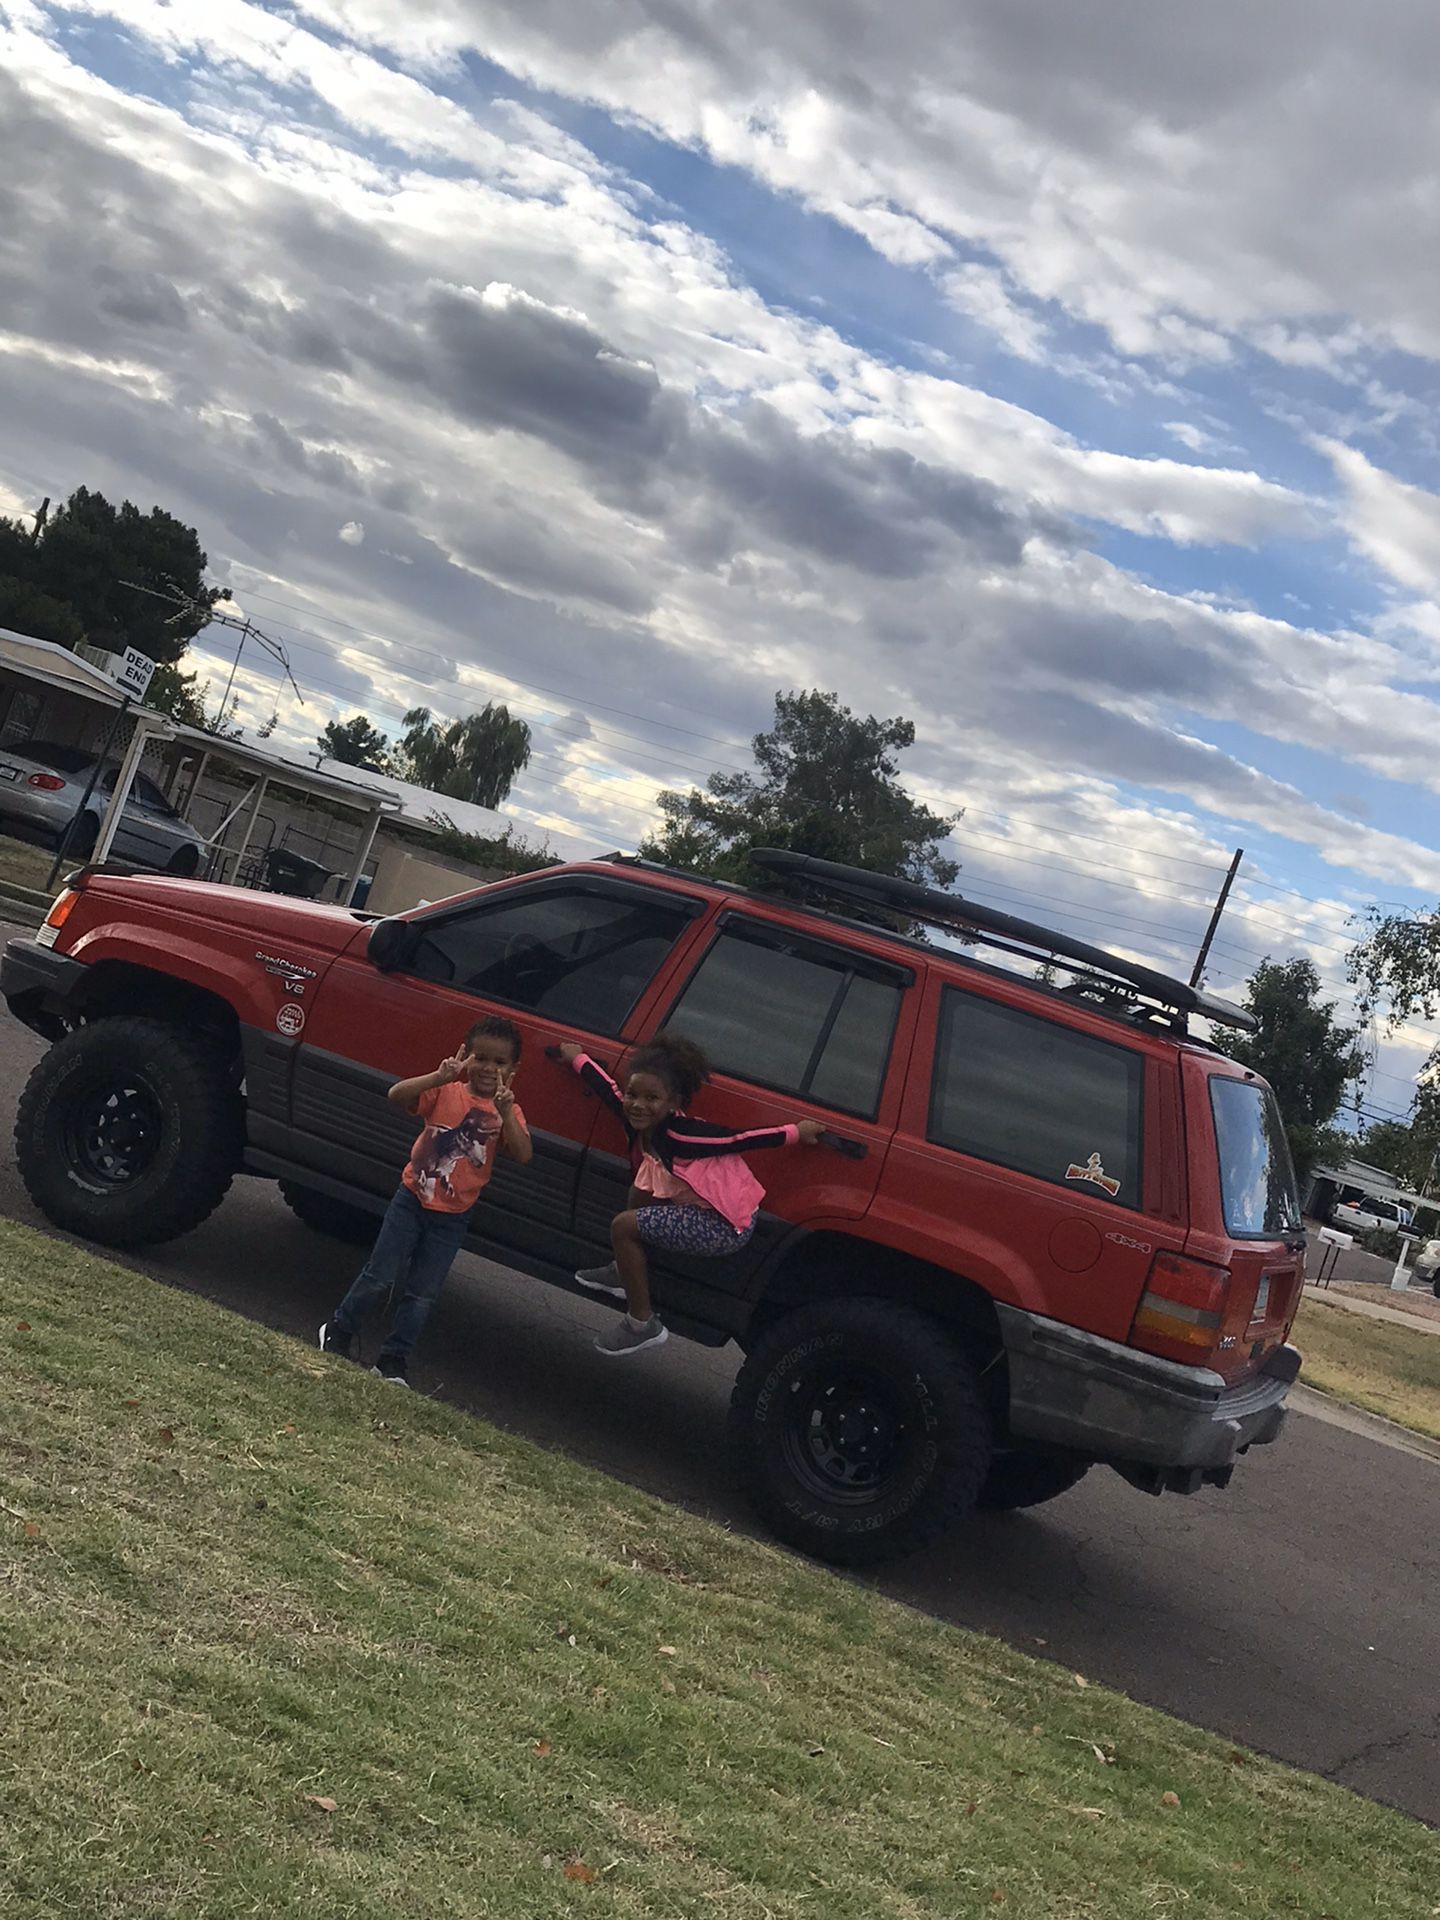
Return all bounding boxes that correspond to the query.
[1302,1283,1440,1335]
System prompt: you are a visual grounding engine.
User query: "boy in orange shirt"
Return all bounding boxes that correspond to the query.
[319,1015,532,1383]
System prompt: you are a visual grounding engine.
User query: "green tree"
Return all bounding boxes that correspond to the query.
[319,714,391,770]
[394,703,531,809]
[0,487,219,663]
[641,688,959,891]
[0,573,85,648]
[1212,957,1363,1181]
[145,660,209,728]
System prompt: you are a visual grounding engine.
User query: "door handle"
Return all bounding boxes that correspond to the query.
[818,1130,868,1159]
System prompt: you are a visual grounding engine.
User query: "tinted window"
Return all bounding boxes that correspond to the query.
[665,921,903,1116]
[408,886,696,1033]
[1210,1077,1300,1235]
[134,774,174,813]
[930,988,1143,1207]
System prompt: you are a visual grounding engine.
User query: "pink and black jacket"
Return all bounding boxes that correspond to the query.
[567,1051,798,1231]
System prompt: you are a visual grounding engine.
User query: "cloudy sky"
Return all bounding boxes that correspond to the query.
[5,0,1440,1115]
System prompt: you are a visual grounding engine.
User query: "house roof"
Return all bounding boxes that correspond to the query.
[1312,1159,1438,1214]
[302,756,604,860]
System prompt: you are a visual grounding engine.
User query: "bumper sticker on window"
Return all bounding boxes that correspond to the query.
[1066,1151,1120,1197]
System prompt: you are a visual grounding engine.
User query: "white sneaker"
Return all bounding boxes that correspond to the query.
[594,1316,669,1357]
[574,1262,626,1300]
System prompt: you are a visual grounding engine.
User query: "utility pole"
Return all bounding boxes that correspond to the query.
[1190,847,1243,988]
[29,497,49,544]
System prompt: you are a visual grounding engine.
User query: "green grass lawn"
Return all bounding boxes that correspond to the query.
[0,831,58,895]
[1295,1295,1440,1441]
[3,1218,1437,1919]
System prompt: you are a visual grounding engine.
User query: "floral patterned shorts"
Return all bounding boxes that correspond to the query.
[635,1203,755,1257]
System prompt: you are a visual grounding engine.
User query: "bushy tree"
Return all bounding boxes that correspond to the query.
[394,703,531,809]
[0,573,84,648]
[145,660,209,728]
[1212,957,1363,1180]
[0,488,218,662]
[641,689,959,891]
[319,714,391,770]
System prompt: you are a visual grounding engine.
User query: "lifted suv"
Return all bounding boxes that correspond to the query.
[2,847,1304,1565]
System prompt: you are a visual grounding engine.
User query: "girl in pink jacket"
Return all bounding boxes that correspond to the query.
[556,1032,823,1356]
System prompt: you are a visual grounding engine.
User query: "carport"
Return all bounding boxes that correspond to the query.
[86,711,403,903]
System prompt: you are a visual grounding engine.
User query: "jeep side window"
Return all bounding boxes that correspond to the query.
[664,918,905,1117]
[407,886,698,1034]
[929,987,1143,1207]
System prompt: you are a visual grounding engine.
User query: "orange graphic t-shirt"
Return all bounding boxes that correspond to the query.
[401,1081,523,1214]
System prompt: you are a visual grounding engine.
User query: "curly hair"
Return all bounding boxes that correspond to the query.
[627,1030,711,1107]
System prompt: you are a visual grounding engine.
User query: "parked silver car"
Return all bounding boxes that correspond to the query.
[0,740,205,875]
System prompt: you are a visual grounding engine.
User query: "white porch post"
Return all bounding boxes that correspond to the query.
[340,806,384,905]
[227,775,271,886]
[92,715,175,866]
[178,748,212,822]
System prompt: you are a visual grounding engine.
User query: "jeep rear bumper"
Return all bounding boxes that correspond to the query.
[995,1303,1297,1475]
[2,936,84,1036]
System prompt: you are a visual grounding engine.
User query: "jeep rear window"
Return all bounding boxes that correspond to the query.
[407,886,698,1034]
[929,988,1143,1207]
[664,919,905,1116]
[1209,1076,1301,1237]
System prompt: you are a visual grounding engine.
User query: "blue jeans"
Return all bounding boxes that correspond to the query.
[330,1186,472,1361]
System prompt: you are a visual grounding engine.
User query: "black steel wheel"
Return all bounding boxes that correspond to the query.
[15,1015,242,1247]
[729,1298,992,1565]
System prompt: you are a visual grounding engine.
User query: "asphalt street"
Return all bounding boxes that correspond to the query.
[2,970,1437,1826]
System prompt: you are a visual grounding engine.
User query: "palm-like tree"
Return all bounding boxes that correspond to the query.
[396,702,532,809]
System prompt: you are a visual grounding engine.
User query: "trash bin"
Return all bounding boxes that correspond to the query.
[263,846,334,899]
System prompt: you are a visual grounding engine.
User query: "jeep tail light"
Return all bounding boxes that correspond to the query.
[27,772,66,791]
[1129,1251,1231,1365]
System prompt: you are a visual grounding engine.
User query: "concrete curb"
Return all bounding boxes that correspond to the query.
[1302,1282,1440,1336]
[1290,1382,1440,1465]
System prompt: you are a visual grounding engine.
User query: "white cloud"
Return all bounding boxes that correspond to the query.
[1323,438,1440,593]
[3,3,1440,918]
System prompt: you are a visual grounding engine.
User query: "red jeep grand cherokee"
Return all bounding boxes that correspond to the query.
[2,847,1303,1565]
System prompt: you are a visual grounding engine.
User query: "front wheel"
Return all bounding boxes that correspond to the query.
[15,1015,243,1247]
[729,1299,992,1566]
[279,1181,378,1245]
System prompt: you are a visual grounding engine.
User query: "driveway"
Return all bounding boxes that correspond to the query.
[1,968,1437,1825]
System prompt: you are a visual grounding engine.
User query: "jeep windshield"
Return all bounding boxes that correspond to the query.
[1209,1076,1302,1237]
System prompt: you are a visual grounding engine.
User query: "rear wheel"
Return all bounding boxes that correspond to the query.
[729,1298,992,1565]
[15,1016,242,1247]
[977,1449,1091,1511]
[279,1181,378,1245]
[166,843,200,877]
[60,811,98,859]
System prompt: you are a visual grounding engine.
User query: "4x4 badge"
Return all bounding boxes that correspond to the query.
[1066,1152,1120,1197]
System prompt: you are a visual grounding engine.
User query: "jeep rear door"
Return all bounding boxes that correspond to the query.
[287,871,707,1264]
[575,908,917,1330]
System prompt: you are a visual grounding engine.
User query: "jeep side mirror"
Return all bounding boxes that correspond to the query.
[367,917,417,973]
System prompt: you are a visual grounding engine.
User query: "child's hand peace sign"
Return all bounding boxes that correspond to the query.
[494,1065,518,1116]
[436,1049,469,1084]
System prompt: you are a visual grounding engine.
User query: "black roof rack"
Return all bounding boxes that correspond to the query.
[748,849,1257,1035]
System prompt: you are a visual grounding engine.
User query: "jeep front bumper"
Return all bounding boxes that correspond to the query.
[995,1303,1297,1474]
[1,936,85,1036]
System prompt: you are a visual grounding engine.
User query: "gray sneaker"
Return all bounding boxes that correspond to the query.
[574,1263,626,1300]
[594,1316,669,1357]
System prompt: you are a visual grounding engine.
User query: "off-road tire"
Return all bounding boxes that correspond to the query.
[279,1181,378,1245]
[15,1015,243,1248]
[729,1298,992,1566]
[977,1450,1091,1511]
